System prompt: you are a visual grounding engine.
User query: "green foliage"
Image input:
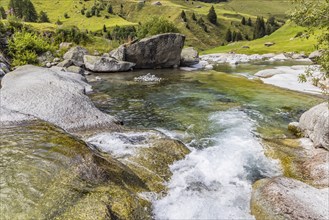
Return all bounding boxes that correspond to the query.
[8,0,38,22]
[107,5,113,14]
[112,25,136,42]
[248,17,252,26]
[54,26,91,45]
[253,16,266,39]
[290,0,329,91]
[192,12,197,21]
[8,30,54,66]
[39,11,50,23]
[181,10,187,22]
[197,17,208,32]
[241,17,246,25]
[137,17,179,39]
[207,5,217,25]
[225,29,232,42]
[0,6,7,19]
[103,24,107,32]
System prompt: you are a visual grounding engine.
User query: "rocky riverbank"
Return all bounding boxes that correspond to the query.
[252,102,329,219]
[0,65,190,219]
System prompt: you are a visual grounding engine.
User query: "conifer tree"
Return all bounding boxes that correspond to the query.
[225,29,232,42]
[192,12,197,21]
[253,16,266,39]
[207,5,217,24]
[181,10,187,22]
[247,17,252,26]
[241,17,246,25]
[23,0,38,22]
[39,11,50,22]
[103,24,107,32]
[235,32,243,41]
[107,5,113,14]
[232,31,236,41]
[8,0,24,19]
[0,7,6,19]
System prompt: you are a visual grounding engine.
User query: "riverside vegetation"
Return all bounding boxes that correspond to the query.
[0,0,328,220]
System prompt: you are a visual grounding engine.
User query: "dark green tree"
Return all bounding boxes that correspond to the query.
[8,0,24,19]
[207,5,217,24]
[247,17,252,26]
[107,5,113,14]
[23,0,38,22]
[253,16,266,39]
[232,31,236,41]
[0,7,7,19]
[235,31,243,41]
[225,28,232,42]
[192,12,197,21]
[103,24,107,32]
[39,11,50,22]
[181,10,187,22]
[64,12,69,18]
[241,17,246,25]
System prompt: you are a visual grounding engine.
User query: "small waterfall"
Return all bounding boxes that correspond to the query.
[153,109,281,219]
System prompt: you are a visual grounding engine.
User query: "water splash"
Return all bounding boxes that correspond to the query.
[153,109,281,220]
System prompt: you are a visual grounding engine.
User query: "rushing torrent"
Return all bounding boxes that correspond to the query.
[153,109,281,219]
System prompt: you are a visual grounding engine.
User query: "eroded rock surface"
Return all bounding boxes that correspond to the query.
[83,55,135,72]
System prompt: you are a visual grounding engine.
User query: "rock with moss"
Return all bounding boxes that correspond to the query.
[299,102,329,150]
[180,47,199,67]
[251,177,329,220]
[288,122,302,137]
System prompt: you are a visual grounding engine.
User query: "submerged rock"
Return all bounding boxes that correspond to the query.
[124,33,185,68]
[83,55,135,72]
[251,177,329,220]
[134,73,161,82]
[0,65,121,134]
[299,102,329,150]
[180,47,199,67]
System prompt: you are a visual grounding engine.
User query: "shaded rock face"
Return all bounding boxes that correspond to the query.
[309,50,322,62]
[251,177,329,220]
[83,55,135,72]
[299,102,329,150]
[109,45,126,61]
[180,47,199,67]
[0,65,121,133]
[0,52,10,76]
[63,46,89,66]
[124,33,185,68]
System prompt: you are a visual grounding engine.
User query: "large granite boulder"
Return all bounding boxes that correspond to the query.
[299,102,329,150]
[251,177,329,220]
[83,55,135,72]
[63,46,89,66]
[124,33,185,68]
[180,47,199,67]
[0,65,121,134]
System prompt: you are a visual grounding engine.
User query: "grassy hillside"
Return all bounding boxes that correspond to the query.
[203,22,318,55]
[1,0,316,53]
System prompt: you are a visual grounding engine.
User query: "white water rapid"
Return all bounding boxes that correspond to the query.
[152,109,281,220]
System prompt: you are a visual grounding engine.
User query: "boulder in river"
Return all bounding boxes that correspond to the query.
[63,46,89,66]
[251,177,329,220]
[124,33,185,68]
[83,55,135,72]
[299,102,329,150]
[255,68,284,78]
[0,65,121,134]
[180,47,199,67]
[308,50,322,62]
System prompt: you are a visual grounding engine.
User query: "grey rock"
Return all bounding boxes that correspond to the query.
[152,1,162,5]
[109,45,126,61]
[57,59,73,68]
[0,106,36,126]
[0,68,5,76]
[299,102,329,150]
[46,62,52,68]
[309,50,322,61]
[242,45,250,49]
[66,65,85,75]
[0,65,121,133]
[37,51,54,66]
[63,46,88,66]
[0,62,10,73]
[83,55,135,72]
[255,69,284,78]
[124,33,185,69]
[180,47,199,67]
[292,53,307,59]
[251,177,329,220]
[53,57,61,63]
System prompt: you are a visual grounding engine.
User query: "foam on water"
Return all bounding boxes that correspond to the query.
[153,109,281,220]
[87,131,161,158]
